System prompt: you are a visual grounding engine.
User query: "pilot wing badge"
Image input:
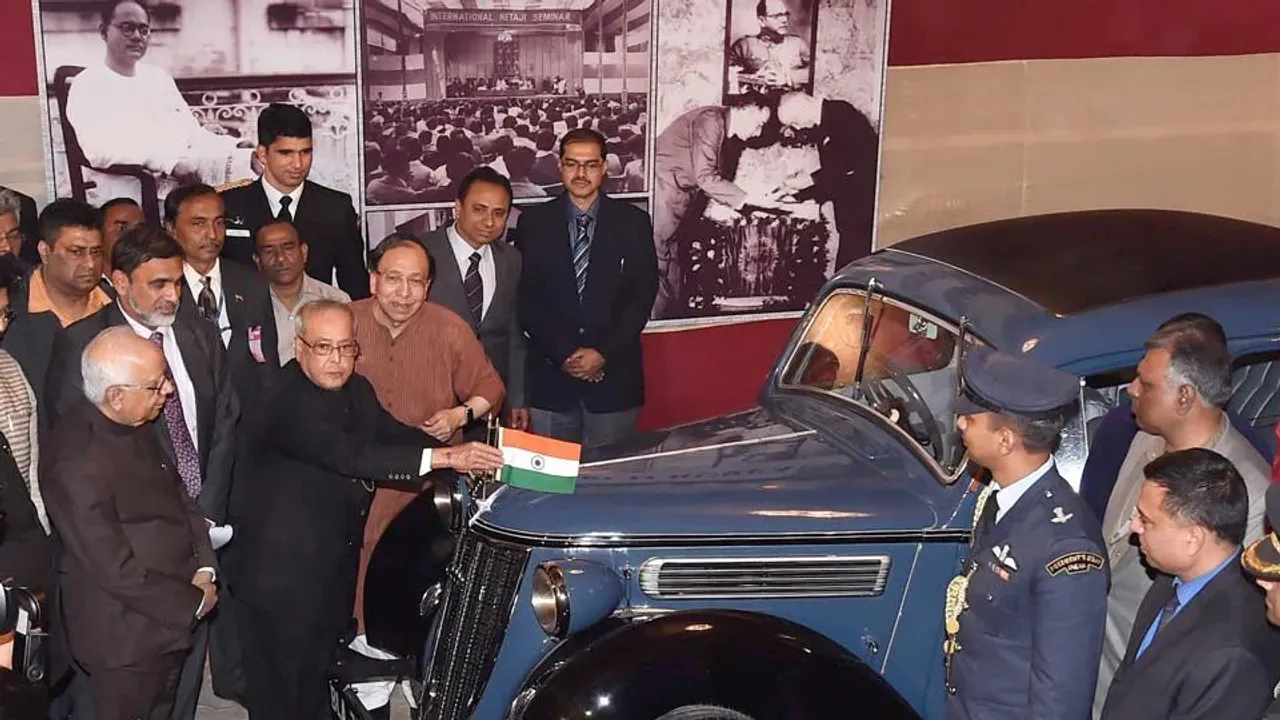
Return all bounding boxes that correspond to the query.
[498,428,582,494]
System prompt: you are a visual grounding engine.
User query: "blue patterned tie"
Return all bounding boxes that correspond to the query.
[572,214,592,300]
[463,252,484,325]
[149,331,202,499]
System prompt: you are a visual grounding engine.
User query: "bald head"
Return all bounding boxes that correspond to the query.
[82,327,172,425]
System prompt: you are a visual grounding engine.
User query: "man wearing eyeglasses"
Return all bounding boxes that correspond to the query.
[728,0,811,90]
[42,327,219,720]
[64,0,257,204]
[45,224,237,720]
[230,299,503,720]
[347,236,503,666]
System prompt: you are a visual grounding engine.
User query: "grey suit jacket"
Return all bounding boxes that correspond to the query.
[423,226,526,407]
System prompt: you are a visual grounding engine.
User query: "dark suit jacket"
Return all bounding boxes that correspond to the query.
[512,194,658,413]
[422,227,526,407]
[41,400,214,669]
[796,99,879,268]
[0,430,50,593]
[219,179,369,299]
[1100,564,1280,720]
[230,363,440,632]
[177,258,280,410]
[45,304,238,523]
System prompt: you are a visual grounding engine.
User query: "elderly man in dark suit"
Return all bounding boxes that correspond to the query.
[1100,448,1280,719]
[514,128,658,448]
[945,347,1109,720]
[45,224,236,719]
[42,326,217,720]
[231,300,502,720]
[422,166,527,430]
[219,103,369,298]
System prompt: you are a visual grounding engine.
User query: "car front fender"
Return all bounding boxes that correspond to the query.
[510,609,922,720]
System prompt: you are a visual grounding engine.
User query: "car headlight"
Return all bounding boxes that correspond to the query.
[432,475,462,532]
[531,564,569,637]
[530,560,622,638]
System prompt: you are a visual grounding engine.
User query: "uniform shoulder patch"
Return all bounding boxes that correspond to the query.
[215,177,254,193]
[1045,551,1104,577]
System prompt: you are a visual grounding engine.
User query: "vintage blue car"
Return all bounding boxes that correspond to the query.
[355,209,1280,720]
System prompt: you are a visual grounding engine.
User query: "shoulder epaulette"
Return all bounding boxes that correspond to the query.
[215,178,254,193]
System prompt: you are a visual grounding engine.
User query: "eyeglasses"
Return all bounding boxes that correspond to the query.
[112,22,151,38]
[0,229,19,244]
[561,159,605,174]
[376,272,429,294]
[298,337,360,358]
[118,379,170,395]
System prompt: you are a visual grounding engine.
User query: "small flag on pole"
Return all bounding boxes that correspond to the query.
[498,427,581,494]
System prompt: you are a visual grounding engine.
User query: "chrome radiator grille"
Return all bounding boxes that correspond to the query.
[638,555,891,599]
[425,532,527,720]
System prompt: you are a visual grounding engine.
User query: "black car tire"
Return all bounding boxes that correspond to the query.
[655,706,755,720]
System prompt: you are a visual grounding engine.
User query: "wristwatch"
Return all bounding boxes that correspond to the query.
[462,405,475,426]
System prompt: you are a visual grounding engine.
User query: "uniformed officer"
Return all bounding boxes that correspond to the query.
[944,346,1109,720]
[1242,483,1280,719]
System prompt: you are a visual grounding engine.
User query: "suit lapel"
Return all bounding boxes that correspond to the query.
[1122,575,1175,668]
[170,321,215,458]
[291,181,318,230]
[581,196,619,309]
[1129,566,1234,669]
[485,241,516,330]
[548,194,581,307]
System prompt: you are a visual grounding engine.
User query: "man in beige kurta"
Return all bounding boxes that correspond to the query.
[1093,317,1270,716]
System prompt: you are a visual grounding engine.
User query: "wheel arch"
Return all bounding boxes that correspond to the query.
[511,609,922,720]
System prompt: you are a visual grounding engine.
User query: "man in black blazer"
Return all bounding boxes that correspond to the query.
[219,103,368,298]
[165,183,279,408]
[1100,448,1280,720]
[422,167,527,429]
[230,300,501,720]
[45,225,237,720]
[513,128,657,448]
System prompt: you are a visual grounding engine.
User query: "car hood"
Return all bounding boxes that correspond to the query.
[473,402,952,543]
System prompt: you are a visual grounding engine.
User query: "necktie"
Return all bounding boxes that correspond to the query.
[197,276,218,326]
[463,252,484,325]
[976,489,999,542]
[1155,588,1182,635]
[572,214,592,300]
[276,195,292,222]
[148,331,202,499]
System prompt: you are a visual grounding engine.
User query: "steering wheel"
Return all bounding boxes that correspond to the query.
[859,350,946,461]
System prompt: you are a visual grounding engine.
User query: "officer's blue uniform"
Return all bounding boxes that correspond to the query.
[946,347,1110,720]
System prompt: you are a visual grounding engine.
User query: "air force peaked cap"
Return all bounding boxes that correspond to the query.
[955,346,1080,419]
[1243,484,1280,581]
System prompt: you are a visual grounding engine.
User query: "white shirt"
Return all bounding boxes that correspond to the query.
[993,457,1055,524]
[183,259,231,348]
[446,224,496,320]
[270,275,351,365]
[261,176,304,221]
[120,311,200,452]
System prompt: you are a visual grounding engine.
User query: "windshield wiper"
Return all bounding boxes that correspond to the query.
[851,277,881,396]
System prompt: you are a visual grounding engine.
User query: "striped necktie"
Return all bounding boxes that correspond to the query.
[148,331,202,499]
[463,251,484,325]
[572,214,592,300]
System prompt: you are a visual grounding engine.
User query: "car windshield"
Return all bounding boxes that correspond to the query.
[779,289,980,476]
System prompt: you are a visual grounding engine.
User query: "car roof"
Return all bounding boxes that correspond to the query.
[833,210,1280,373]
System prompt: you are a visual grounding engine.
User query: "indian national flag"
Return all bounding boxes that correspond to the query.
[498,428,582,494]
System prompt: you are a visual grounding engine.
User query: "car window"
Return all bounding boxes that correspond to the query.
[779,289,981,477]
[1229,351,1280,455]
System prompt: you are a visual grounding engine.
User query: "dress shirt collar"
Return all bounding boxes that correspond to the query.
[261,176,304,216]
[566,196,600,223]
[1175,549,1241,609]
[994,456,1055,523]
[26,267,113,327]
[183,258,223,297]
[120,305,170,341]
[446,224,491,265]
